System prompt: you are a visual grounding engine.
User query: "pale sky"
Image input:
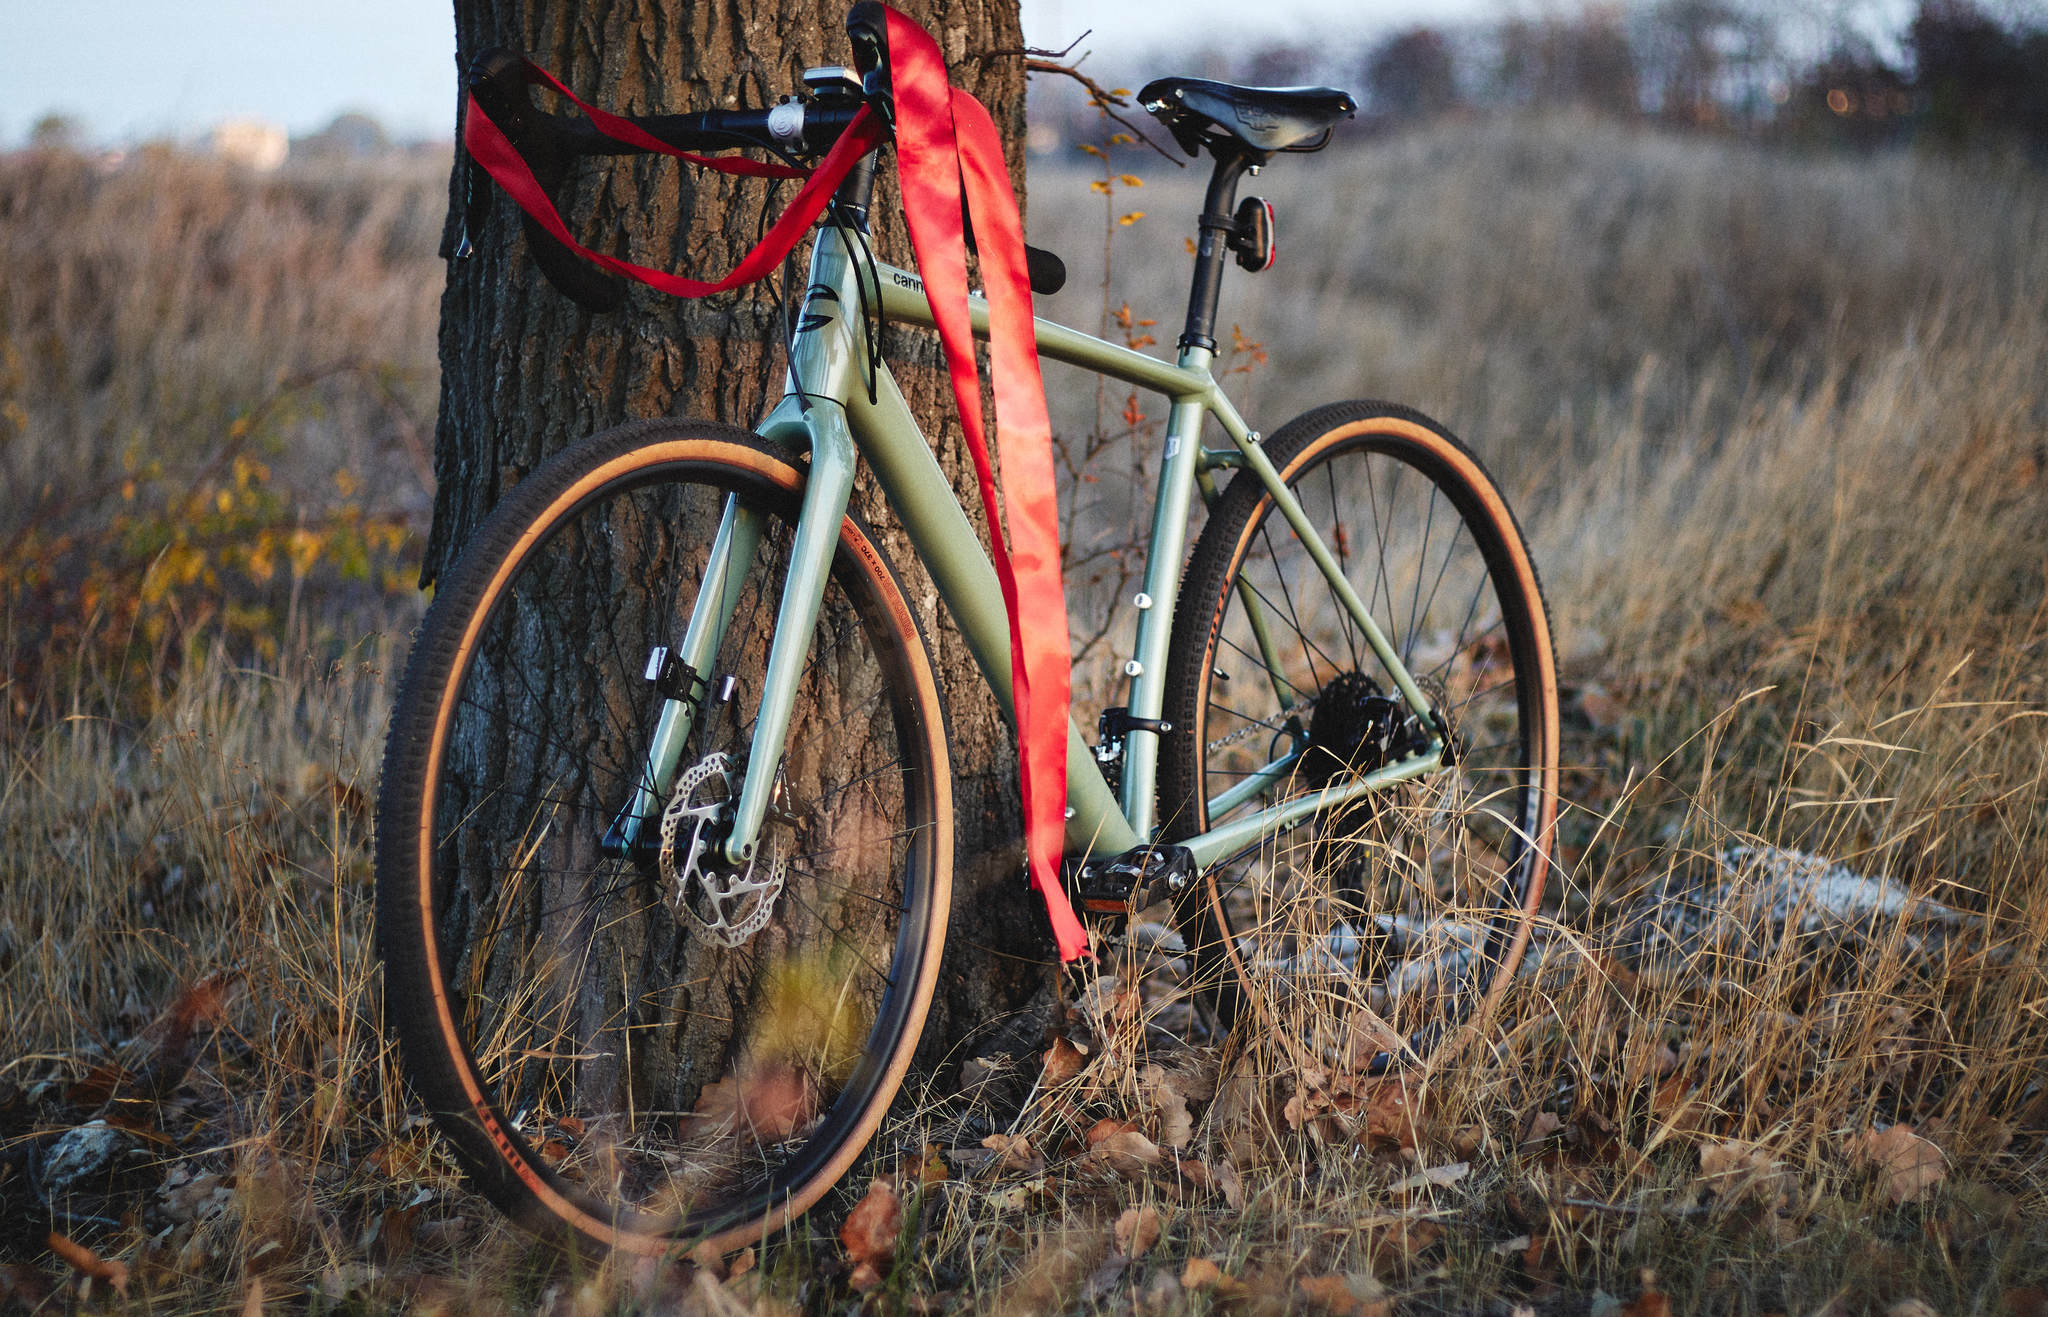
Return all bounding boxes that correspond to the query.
[2,0,1506,146]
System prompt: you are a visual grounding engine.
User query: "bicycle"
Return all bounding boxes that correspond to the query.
[376,2,1559,1257]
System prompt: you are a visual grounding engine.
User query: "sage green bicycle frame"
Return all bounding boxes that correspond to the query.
[613,222,1446,879]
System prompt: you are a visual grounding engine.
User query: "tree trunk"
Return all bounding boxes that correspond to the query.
[429,0,1052,1088]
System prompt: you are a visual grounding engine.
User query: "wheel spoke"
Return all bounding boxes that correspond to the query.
[1159,413,1555,1061]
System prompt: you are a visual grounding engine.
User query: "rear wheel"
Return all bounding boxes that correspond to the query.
[1160,402,1558,1056]
[376,421,951,1254]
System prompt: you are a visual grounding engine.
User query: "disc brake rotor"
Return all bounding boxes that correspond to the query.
[657,752,787,947]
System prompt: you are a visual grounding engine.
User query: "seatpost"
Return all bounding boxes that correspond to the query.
[1179,151,1257,355]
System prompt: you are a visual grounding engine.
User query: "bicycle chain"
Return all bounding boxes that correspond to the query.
[1203,691,1321,755]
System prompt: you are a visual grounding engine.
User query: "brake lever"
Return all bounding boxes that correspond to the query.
[845,2,894,132]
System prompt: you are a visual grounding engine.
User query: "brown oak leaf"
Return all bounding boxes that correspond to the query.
[1298,1273,1390,1317]
[1041,1036,1086,1086]
[46,1233,128,1298]
[1114,1205,1162,1258]
[839,1179,902,1289]
[1860,1126,1946,1204]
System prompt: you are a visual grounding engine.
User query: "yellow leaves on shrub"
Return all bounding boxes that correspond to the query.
[286,528,325,578]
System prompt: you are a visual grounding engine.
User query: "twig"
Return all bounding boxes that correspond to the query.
[1560,1194,1715,1219]
[973,42,1183,165]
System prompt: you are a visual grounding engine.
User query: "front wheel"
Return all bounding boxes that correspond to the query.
[375,421,953,1255]
[1160,402,1558,1053]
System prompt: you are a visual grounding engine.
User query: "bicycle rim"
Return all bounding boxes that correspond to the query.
[376,424,950,1253]
[1162,404,1558,1055]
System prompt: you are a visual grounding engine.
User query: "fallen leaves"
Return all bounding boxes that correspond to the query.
[1622,1281,1675,1317]
[982,1131,1043,1174]
[1697,1140,1789,1207]
[1138,1063,1195,1149]
[1086,1128,1166,1178]
[687,1060,818,1146]
[1040,1036,1086,1087]
[1297,1272,1391,1316]
[1113,1204,1161,1257]
[1284,1072,1421,1150]
[1886,1300,1942,1317]
[839,1178,903,1292]
[47,1232,128,1298]
[1392,1161,1470,1194]
[67,968,242,1107]
[1860,1125,1947,1204]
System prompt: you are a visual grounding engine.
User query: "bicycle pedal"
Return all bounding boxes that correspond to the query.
[1066,844,1196,915]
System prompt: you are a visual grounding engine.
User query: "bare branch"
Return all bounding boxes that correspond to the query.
[972,42,1184,165]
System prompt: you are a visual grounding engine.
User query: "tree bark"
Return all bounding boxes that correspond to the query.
[430,0,1052,1084]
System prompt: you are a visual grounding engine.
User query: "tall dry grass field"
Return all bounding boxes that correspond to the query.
[1,115,2043,1313]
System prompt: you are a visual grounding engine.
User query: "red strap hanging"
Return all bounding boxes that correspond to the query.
[462,10,1088,962]
[881,9,1084,961]
[461,87,884,297]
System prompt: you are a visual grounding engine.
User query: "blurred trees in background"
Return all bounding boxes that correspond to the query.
[1032,0,2048,156]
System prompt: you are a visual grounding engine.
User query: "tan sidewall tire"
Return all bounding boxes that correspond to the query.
[375,422,953,1255]
[1161,403,1559,1025]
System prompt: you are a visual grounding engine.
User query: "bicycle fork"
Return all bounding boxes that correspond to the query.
[602,225,873,867]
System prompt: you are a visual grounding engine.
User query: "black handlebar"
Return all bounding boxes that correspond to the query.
[464,9,1068,311]
[465,41,881,311]
[469,50,873,162]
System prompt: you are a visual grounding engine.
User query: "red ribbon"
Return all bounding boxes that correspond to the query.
[461,78,884,297]
[881,10,1083,961]
[461,9,1088,961]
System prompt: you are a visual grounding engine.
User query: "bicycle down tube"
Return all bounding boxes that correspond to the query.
[616,220,1448,876]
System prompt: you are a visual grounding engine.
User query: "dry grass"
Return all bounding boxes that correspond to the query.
[3,114,2046,1313]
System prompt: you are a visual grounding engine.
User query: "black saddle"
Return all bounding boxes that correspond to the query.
[1137,77,1357,157]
